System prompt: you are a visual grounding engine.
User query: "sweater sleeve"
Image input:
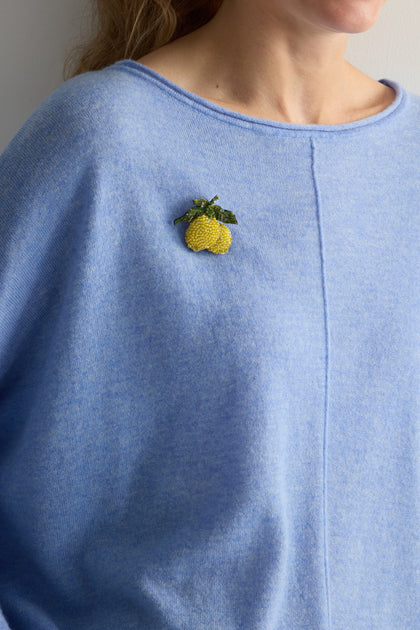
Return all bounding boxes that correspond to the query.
[0,77,97,391]
[0,607,11,629]
[0,78,101,625]
[0,83,87,619]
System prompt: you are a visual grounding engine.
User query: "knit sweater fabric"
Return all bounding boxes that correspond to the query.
[0,59,419,630]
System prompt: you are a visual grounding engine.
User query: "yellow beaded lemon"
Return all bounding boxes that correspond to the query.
[207,223,232,254]
[174,194,238,255]
[185,215,221,252]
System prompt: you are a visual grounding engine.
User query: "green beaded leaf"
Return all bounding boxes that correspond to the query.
[214,208,238,224]
[193,198,209,206]
[174,194,237,226]
[173,207,204,225]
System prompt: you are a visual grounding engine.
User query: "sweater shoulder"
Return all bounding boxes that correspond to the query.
[1,63,155,167]
[402,86,420,133]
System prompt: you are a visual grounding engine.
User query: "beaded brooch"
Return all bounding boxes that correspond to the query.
[174,195,238,254]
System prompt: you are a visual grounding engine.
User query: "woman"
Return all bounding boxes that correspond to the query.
[0,1,418,628]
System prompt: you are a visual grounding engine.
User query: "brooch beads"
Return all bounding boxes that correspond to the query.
[174,195,238,254]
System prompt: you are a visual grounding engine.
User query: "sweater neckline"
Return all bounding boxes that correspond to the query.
[112,58,406,133]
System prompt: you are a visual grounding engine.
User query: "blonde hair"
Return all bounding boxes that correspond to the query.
[63,0,223,81]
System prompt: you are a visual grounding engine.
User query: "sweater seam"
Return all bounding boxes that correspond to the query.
[310,136,331,630]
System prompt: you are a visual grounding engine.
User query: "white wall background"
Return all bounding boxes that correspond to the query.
[0,0,419,153]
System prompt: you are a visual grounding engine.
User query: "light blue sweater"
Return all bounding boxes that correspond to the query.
[0,59,419,630]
